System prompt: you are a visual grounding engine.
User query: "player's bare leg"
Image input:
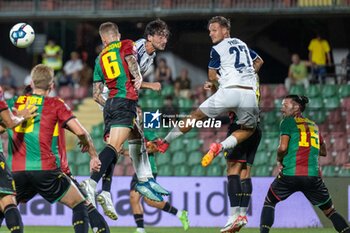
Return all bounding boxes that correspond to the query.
[0,195,23,233]
[60,182,89,233]
[156,108,207,153]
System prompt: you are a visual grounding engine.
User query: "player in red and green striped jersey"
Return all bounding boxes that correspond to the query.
[0,91,37,233]
[81,22,167,209]
[260,95,350,233]
[6,64,101,233]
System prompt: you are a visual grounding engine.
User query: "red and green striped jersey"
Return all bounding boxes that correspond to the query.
[0,100,9,153]
[93,40,138,100]
[52,121,71,175]
[280,116,321,176]
[6,95,74,172]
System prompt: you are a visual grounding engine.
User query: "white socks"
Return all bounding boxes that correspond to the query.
[240,207,248,216]
[129,139,148,182]
[164,126,184,143]
[141,139,154,179]
[221,135,238,150]
[230,206,240,217]
[176,210,182,218]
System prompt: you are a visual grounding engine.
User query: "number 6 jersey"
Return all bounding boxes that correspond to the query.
[93,40,138,101]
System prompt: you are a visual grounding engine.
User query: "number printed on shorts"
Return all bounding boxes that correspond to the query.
[297,124,320,149]
[102,51,121,79]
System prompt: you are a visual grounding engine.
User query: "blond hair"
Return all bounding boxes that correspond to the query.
[99,22,119,37]
[31,64,54,90]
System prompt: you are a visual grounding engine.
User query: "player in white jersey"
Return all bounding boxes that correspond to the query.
[91,19,171,221]
[155,16,259,166]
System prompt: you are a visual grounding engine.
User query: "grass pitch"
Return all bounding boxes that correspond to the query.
[12,226,336,233]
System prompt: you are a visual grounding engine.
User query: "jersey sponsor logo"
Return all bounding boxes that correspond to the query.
[0,161,4,170]
[16,95,43,105]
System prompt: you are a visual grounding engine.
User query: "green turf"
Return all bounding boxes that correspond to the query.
[11,226,336,233]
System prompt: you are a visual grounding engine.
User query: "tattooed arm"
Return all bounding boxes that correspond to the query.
[125,54,143,90]
[93,81,106,107]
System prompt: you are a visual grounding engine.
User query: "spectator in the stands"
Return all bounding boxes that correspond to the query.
[174,68,191,98]
[42,39,63,73]
[285,53,310,91]
[0,66,16,90]
[308,32,332,83]
[62,51,83,87]
[155,58,173,85]
[79,51,93,88]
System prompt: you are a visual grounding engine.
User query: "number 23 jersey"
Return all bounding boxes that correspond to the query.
[208,37,256,89]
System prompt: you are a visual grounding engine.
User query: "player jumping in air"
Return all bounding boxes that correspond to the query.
[96,19,171,220]
[260,95,350,233]
[81,22,168,217]
[155,16,259,168]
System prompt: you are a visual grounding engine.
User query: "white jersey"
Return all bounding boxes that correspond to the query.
[208,38,256,88]
[136,38,156,75]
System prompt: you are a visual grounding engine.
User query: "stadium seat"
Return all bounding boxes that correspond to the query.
[339,85,350,98]
[157,164,173,176]
[324,96,340,109]
[178,98,194,109]
[321,165,338,177]
[322,84,337,98]
[75,154,90,165]
[190,165,206,176]
[169,138,184,153]
[260,84,272,99]
[186,138,202,152]
[161,85,174,97]
[74,86,88,100]
[308,97,324,109]
[77,164,90,176]
[113,164,125,176]
[187,151,202,166]
[58,86,74,100]
[265,138,279,153]
[173,164,190,176]
[274,98,283,109]
[273,84,288,99]
[206,164,223,176]
[334,151,349,166]
[289,85,305,95]
[125,164,135,176]
[342,97,350,110]
[254,151,268,166]
[307,85,321,98]
[156,154,171,166]
[319,154,334,166]
[171,151,187,165]
[254,165,271,176]
[338,167,350,177]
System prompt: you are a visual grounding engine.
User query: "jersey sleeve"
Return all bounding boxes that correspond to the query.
[280,117,294,136]
[56,99,75,125]
[122,40,137,57]
[93,56,104,83]
[249,49,259,61]
[208,48,220,69]
[308,40,315,52]
[0,100,8,113]
[322,40,330,53]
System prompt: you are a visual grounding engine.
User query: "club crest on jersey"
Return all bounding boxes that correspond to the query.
[144,110,161,129]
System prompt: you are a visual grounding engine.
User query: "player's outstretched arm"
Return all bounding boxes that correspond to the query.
[141,81,161,91]
[125,54,143,90]
[93,81,106,108]
[206,69,219,93]
[65,118,101,172]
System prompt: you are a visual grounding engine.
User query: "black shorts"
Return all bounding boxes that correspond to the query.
[103,97,137,137]
[13,169,71,204]
[68,173,88,198]
[224,123,262,166]
[0,152,16,196]
[130,173,157,191]
[270,173,331,206]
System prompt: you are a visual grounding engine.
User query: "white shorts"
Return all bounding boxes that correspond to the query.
[199,87,259,128]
